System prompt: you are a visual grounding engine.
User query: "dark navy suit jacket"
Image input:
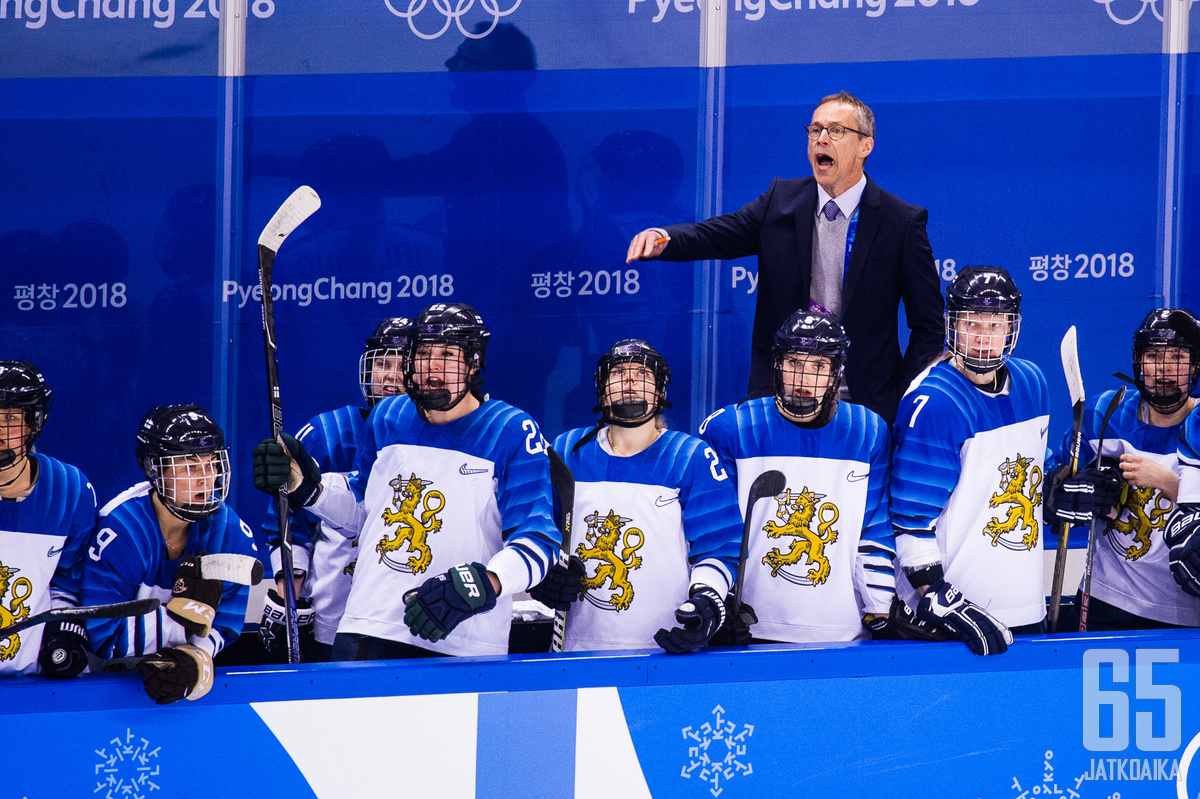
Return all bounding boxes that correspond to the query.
[660,174,943,425]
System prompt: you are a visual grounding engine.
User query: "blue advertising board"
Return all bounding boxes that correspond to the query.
[2,631,1200,797]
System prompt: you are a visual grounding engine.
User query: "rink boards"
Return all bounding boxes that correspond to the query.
[3,631,1200,798]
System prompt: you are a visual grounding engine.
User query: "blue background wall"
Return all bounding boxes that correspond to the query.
[0,0,1192,552]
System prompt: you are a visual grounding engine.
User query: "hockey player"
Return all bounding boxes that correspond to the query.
[253,303,560,659]
[696,311,898,645]
[84,405,257,704]
[0,361,97,679]
[1047,309,1199,630]
[532,340,742,653]
[258,317,412,662]
[890,265,1049,656]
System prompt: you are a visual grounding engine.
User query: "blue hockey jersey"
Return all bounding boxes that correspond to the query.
[0,453,96,675]
[552,426,741,652]
[309,395,560,656]
[84,483,257,661]
[891,357,1049,626]
[700,397,894,643]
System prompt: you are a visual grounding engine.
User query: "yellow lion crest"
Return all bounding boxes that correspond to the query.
[377,473,445,573]
[761,487,839,586]
[1108,486,1172,561]
[983,454,1043,551]
[576,510,644,611]
[0,561,32,661]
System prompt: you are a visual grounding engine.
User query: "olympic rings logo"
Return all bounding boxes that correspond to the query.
[384,0,522,40]
[1093,0,1197,25]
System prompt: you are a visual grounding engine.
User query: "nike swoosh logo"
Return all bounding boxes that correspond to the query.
[459,464,488,475]
[846,471,869,482]
[47,544,65,557]
[1040,426,1049,437]
[655,495,680,507]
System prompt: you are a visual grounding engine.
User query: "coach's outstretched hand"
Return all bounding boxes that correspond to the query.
[253,434,321,506]
[403,562,498,642]
[626,229,668,263]
[916,580,1012,656]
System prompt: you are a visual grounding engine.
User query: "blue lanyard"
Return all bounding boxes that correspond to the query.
[843,205,859,274]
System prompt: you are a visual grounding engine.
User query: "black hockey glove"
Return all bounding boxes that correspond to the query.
[138,644,214,705]
[166,553,223,638]
[709,596,758,647]
[916,580,1012,656]
[38,620,89,679]
[258,588,316,661]
[403,562,498,642]
[862,595,952,642]
[253,433,322,506]
[528,555,585,612]
[1165,504,1200,598]
[1049,464,1123,525]
[654,585,727,654]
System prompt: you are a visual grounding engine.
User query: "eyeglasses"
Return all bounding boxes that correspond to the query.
[804,124,869,142]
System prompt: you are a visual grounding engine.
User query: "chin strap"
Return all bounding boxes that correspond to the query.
[0,455,32,490]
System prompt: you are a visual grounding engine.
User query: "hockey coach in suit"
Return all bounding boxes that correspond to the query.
[628,91,943,425]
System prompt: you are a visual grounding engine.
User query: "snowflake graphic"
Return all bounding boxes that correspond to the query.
[680,704,754,797]
[93,727,161,799]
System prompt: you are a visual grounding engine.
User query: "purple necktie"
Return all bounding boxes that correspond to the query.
[822,199,841,221]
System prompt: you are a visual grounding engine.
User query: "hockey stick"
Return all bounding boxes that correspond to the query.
[1048,326,1085,633]
[546,446,575,653]
[728,469,787,622]
[198,553,265,586]
[0,598,161,640]
[258,186,321,664]
[1079,385,1127,632]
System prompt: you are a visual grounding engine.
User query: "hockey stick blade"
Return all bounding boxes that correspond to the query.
[1080,385,1128,632]
[198,553,264,586]
[547,446,575,654]
[1168,310,1200,352]
[0,598,161,640]
[1049,326,1086,632]
[730,469,787,618]
[257,186,321,254]
[1061,326,1084,408]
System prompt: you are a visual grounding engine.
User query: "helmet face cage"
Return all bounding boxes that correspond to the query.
[360,347,408,407]
[1133,310,1199,413]
[145,449,231,523]
[944,266,1023,376]
[360,317,412,407]
[595,341,671,426]
[773,345,845,419]
[945,309,1022,375]
[404,305,490,413]
[771,313,848,420]
[136,404,229,523]
[0,361,52,469]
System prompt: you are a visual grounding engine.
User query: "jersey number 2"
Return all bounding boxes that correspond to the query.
[704,448,728,481]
